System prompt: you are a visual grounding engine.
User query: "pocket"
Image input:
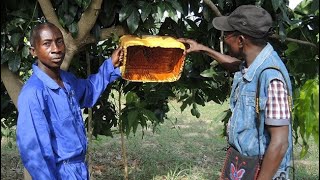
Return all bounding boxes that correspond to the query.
[242,92,256,128]
[51,115,83,153]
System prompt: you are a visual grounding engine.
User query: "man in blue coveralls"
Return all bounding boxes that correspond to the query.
[16,22,123,179]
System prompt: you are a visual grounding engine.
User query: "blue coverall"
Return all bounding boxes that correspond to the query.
[17,58,120,180]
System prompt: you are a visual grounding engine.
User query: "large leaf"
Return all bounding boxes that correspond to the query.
[127,110,139,134]
[69,5,78,17]
[8,53,21,72]
[21,45,29,58]
[127,9,140,33]
[200,68,218,78]
[168,0,183,13]
[68,22,79,38]
[272,0,282,11]
[295,77,319,156]
[126,92,139,104]
[10,33,22,47]
[74,0,82,7]
[119,5,133,22]
[140,3,152,22]
[1,52,14,64]
[141,109,159,123]
[63,13,75,26]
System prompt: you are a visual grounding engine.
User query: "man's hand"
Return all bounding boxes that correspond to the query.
[178,38,204,54]
[111,47,123,67]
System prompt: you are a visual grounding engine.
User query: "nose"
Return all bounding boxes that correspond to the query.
[51,42,63,53]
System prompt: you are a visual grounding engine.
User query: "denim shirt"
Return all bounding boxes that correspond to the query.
[228,43,293,171]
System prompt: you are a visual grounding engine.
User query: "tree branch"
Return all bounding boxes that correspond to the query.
[77,26,126,47]
[1,64,23,107]
[37,0,65,34]
[202,0,224,53]
[271,34,318,48]
[77,0,103,41]
[203,0,222,17]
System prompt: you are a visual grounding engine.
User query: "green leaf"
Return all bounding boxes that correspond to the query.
[61,0,69,14]
[11,33,22,47]
[64,14,75,26]
[279,22,286,42]
[311,0,319,13]
[180,97,192,112]
[312,129,319,146]
[191,108,196,116]
[74,0,82,7]
[200,68,217,78]
[217,0,224,10]
[285,42,299,54]
[141,3,152,22]
[69,5,78,17]
[214,109,230,122]
[300,144,309,158]
[141,109,158,123]
[168,0,183,13]
[132,118,139,135]
[185,19,199,30]
[295,77,319,147]
[21,45,29,58]
[1,52,14,64]
[126,92,139,104]
[127,9,140,33]
[272,0,282,11]
[7,18,26,32]
[127,110,139,133]
[119,5,133,22]
[8,54,21,72]
[8,10,30,19]
[156,2,165,20]
[139,114,147,128]
[280,4,292,24]
[164,2,176,18]
[68,22,79,38]
[82,0,91,10]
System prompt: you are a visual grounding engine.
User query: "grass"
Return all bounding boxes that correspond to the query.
[1,100,319,180]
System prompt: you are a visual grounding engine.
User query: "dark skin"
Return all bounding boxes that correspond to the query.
[29,24,123,88]
[179,34,289,179]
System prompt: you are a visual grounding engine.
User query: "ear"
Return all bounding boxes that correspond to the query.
[29,47,36,58]
[238,35,245,48]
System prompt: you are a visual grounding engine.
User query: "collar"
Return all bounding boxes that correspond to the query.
[32,63,64,90]
[242,43,273,82]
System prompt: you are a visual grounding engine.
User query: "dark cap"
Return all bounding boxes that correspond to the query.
[212,5,272,38]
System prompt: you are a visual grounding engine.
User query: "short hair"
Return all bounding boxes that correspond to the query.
[29,22,59,47]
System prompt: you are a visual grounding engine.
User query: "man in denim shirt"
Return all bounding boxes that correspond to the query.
[179,5,293,180]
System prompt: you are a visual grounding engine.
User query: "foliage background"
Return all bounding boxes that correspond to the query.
[1,0,319,174]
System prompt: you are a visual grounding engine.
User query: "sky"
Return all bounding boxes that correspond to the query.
[289,0,304,9]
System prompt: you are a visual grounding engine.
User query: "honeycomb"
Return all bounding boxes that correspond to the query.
[120,35,186,82]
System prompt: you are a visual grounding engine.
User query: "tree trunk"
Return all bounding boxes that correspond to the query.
[1,65,32,179]
[1,64,23,107]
